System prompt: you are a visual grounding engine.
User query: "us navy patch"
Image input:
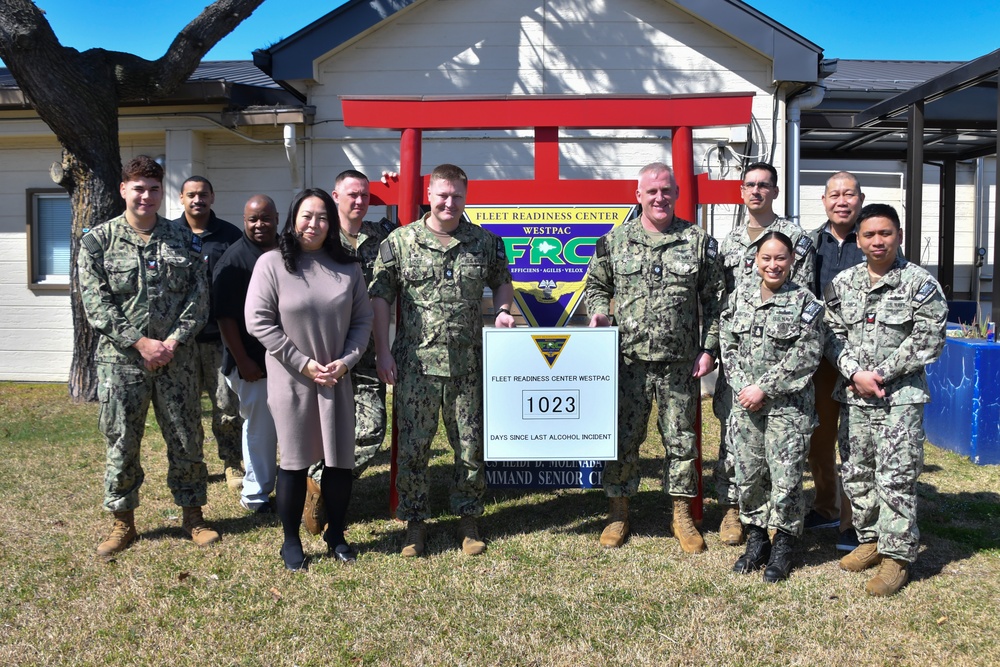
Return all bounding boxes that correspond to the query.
[914,279,936,303]
[795,236,812,259]
[190,234,203,255]
[379,239,396,265]
[823,283,841,308]
[706,237,718,260]
[82,233,101,255]
[595,236,608,258]
[801,300,823,324]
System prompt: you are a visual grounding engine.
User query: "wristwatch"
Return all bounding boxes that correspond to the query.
[496,307,512,317]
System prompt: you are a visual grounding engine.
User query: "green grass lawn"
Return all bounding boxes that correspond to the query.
[1,383,998,666]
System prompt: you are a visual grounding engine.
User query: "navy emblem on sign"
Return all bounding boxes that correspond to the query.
[531,335,570,368]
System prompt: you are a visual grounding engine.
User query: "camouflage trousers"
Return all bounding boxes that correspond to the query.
[394,368,485,521]
[308,365,387,483]
[193,339,243,466]
[839,402,924,562]
[97,350,208,512]
[604,357,698,498]
[712,363,740,505]
[729,404,814,535]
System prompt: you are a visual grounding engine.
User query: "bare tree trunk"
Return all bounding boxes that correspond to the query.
[55,152,124,401]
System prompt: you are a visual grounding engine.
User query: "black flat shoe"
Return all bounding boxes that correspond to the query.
[280,544,309,572]
[329,543,357,563]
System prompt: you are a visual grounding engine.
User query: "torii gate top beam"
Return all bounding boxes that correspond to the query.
[341,94,754,130]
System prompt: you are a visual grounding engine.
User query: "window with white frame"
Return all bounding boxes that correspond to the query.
[28,189,72,288]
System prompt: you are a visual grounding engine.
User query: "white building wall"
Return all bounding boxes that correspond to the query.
[305,0,781,207]
[0,125,292,382]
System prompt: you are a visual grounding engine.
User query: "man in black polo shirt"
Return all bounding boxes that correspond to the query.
[213,194,280,513]
[807,171,866,550]
[175,176,246,490]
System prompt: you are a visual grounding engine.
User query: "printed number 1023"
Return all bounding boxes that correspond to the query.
[521,389,581,420]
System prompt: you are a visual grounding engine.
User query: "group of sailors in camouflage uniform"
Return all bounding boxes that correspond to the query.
[80,156,945,595]
[585,161,946,597]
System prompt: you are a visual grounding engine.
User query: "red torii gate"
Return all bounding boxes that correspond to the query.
[342,94,753,520]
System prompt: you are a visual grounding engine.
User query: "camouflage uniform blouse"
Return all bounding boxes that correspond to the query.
[78,214,208,366]
[584,216,724,362]
[720,279,824,413]
[341,217,397,370]
[824,256,947,406]
[368,215,512,377]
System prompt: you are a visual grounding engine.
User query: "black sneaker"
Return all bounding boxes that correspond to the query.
[803,510,840,530]
[836,528,860,552]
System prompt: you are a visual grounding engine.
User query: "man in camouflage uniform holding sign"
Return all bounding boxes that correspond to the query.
[824,203,946,596]
[78,155,220,559]
[301,169,398,535]
[585,161,724,554]
[370,164,515,557]
[713,161,815,547]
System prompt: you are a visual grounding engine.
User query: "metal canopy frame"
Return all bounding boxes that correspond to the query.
[800,50,1000,309]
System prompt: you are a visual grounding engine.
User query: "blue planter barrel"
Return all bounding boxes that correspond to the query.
[925,336,1000,465]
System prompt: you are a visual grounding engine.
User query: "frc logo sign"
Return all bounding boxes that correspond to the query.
[468,205,634,327]
[531,335,570,368]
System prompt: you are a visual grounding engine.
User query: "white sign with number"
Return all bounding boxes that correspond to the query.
[483,327,618,461]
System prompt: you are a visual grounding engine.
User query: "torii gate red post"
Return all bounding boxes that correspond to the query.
[345,94,749,522]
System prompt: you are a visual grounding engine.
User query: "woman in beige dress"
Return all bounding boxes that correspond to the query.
[246,188,373,571]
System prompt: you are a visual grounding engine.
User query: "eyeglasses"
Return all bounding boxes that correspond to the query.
[741,181,775,191]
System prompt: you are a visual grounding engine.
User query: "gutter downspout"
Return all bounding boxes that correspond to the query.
[284,123,301,192]
[785,83,827,226]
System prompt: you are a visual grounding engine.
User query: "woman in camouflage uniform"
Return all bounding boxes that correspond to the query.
[720,231,824,582]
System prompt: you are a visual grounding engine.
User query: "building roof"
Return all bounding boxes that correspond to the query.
[824,59,964,93]
[802,51,999,161]
[0,60,299,110]
[255,0,827,89]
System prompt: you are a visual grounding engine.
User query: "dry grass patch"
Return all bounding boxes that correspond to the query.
[0,383,998,666]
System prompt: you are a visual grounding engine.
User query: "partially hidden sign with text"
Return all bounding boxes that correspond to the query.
[468,205,634,327]
[483,327,618,463]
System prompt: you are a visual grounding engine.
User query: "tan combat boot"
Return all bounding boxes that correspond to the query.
[457,516,486,556]
[719,505,745,546]
[839,542,883,572]
[599,497,630,548]
[302,477,326,535]
[865,557,910,597]
[224,462,245,491]
[96,510,137,559]
[401,520,426,557]
[671,496,706,553]
[182,506,221,546]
